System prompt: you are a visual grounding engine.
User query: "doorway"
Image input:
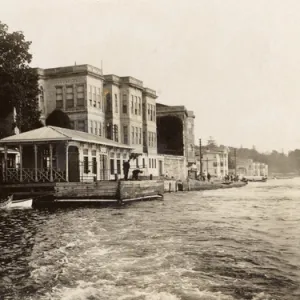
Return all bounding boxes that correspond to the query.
[68,146,80,182]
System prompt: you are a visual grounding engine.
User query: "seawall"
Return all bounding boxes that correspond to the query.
[164,179,247,192]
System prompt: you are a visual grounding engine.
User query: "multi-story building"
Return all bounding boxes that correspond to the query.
[36,65,105,134]
[236,158,268,177]
[36,64,161,178]
[194,144,229,179]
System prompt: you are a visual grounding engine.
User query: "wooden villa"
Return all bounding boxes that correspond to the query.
[0,126,133,184]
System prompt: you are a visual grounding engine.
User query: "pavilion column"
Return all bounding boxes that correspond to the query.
[19,145,23,182]
[65,142,69,182]
[49,144,53,182]
[34,144,38,182]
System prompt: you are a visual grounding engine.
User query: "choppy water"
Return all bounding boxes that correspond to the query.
[1,179,300,300]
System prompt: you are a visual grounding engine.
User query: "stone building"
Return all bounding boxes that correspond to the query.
[36,64,162,178]
[156,103,196,180]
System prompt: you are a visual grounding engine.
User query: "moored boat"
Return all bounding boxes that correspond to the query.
[0,195,33,209]
[8,198,33,209]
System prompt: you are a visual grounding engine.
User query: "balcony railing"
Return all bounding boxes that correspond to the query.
[3,168,66,183]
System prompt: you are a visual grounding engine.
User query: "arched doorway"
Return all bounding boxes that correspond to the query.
[157,116,184,156]
[68,146,80,182]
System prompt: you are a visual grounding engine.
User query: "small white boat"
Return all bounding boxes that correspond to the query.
[0,195,33,209]
[8,198,33,209]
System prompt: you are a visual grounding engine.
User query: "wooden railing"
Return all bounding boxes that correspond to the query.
[3,168,66,183]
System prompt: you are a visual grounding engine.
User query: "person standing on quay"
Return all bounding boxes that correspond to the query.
[207,173,211,182]
[123,160,130,180]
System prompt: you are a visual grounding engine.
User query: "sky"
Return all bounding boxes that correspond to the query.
[1,0,300,153]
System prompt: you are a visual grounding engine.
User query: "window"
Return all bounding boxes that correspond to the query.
[143,158,145,168]
[92,157,97,174]
[142,103,146,119]
[93,86,96,102]
[213,162,218,167]
[123,126,128,144]
[147,104,150,120]
[117,160,121,175]
[56,86,63,108]
[97,88,101,109]
[154,159,156,168]
[106,123,112,139]
[90,121,93,134]
[149,158,151,168]
[110,159,115,175]
[136,158,139,168]
[131,126,134,144]
[106,93,112,112]
[139,128,142,144]
[131,96,134,114]
[136,127,138,144]
[89,86,92,104]
[115,94,118,113]
[138,97,141,115]
[84,156,89,173]
[143,131,146,146]
[65,86,74,108]
[99,123,102,136]
[78,120,85,132]
[148,132,151,147]
[113,125,119,142]
[135,96,138,115]
[123,94,127,114]
[77,85,85,107]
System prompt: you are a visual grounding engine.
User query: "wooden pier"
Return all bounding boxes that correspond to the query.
[1,179,165,208]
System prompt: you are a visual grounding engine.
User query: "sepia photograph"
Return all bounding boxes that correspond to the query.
[0,0,299,299]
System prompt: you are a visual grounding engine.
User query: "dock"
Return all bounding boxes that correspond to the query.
[1,179,165,208]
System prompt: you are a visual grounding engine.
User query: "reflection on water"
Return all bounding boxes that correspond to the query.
[0,179,300,300]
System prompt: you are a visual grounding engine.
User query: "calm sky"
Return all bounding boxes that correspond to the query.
[1,0,300,152]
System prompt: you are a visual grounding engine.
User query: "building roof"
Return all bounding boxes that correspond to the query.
[0,126,133,149]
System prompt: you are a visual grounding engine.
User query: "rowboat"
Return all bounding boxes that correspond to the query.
[8,198,33,209]
[0,195,32,209]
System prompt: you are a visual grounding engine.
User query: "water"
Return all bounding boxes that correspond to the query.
[0,179,300,300]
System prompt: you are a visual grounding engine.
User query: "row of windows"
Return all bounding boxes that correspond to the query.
[56,85,85,109]
[55,86,156,123]
[131,126,142,145]
[89,120,105,136]
[70,120,86,131]
[135,157,157,169]
[148,132,156,148]
[147,104,156,121]
[130,95,142,116]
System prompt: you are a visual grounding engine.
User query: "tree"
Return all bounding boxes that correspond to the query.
[0,21,41,134]
[46,110,72,129]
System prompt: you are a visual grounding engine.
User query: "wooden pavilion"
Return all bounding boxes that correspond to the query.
[0,126,133,184]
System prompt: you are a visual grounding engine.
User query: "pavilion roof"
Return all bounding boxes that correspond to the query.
[0,126,133,149]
